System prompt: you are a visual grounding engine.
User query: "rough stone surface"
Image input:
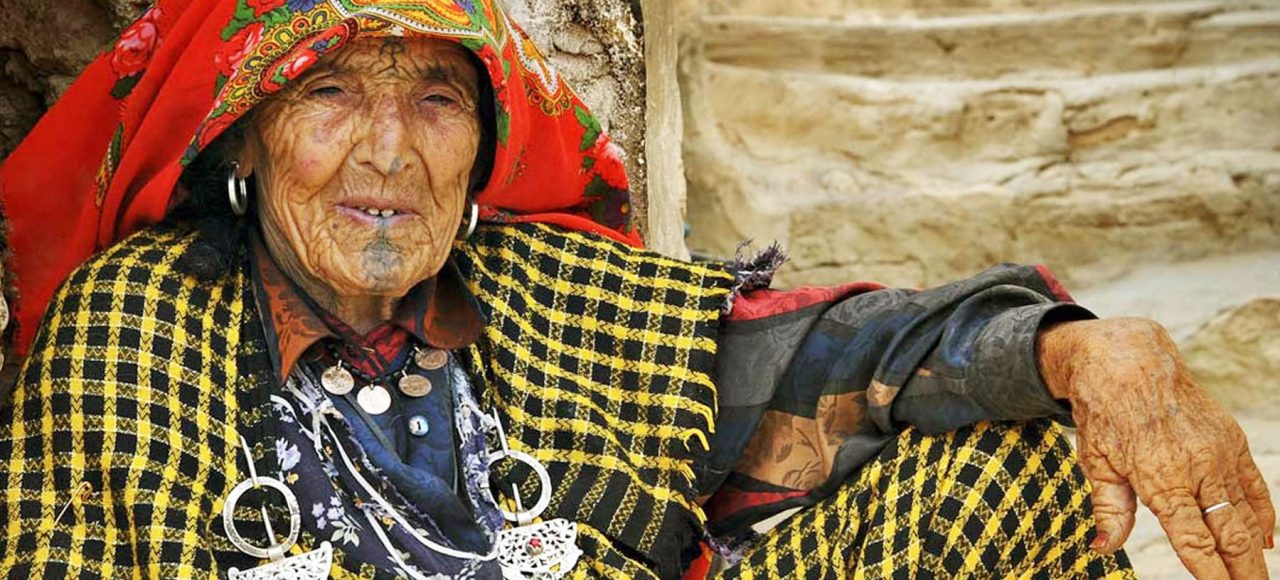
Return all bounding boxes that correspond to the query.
[1073,250,1280,341]
[1181,298,1280,418]
[643,0,693,258]
[680,0,1280,290]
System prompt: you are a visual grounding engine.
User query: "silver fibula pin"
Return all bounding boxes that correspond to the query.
[487,412,581,580]
[225,435,332,580]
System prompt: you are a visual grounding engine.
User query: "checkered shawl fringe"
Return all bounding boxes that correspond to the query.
[0,221,735,578]
[718,420,1135,580]
[453,223,736,579]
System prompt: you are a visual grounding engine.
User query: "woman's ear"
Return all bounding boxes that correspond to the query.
[232,127,261,178]
[218,114,263,178]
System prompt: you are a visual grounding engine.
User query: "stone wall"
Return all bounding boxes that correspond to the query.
[681,0,1280,290]
[678,0,1280,398]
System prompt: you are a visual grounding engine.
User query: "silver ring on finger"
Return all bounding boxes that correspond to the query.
[1203,501,1233,515]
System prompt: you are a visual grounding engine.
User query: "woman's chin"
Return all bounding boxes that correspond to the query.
[319,261,442,299]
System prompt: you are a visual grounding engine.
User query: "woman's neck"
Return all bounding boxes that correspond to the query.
[260,224,399,336]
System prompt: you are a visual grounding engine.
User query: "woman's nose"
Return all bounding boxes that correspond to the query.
[358,93,414,176]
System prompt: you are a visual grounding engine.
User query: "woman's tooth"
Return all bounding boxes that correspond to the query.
[380,209,394,218]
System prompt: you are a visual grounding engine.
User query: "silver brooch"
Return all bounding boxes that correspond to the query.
[224,434,333,580]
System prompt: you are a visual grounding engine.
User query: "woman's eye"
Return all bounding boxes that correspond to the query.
[308,86,344,98]
[423,94,456,106]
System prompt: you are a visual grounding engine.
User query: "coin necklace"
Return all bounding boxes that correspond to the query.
[400,346,449,398]
[320,345,453,415]
[320,345,404,415]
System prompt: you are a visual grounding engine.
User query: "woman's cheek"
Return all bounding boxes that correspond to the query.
[291,155,323,183]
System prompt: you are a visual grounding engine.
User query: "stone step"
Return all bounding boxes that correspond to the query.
[699,0,1275,18]
[696,58,1280,191]
[699,3,1280,79]
[685,148,1280,290]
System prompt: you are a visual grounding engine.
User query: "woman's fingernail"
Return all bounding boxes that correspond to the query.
[1265,535,1274,550]
[1091,532,1109,550]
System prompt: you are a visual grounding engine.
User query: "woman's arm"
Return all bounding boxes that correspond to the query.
[701,264,1083,520]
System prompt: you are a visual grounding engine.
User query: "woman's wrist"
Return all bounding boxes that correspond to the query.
[1037,319,1090,402]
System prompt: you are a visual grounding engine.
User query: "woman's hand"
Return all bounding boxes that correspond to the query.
[1039,318,1275,579]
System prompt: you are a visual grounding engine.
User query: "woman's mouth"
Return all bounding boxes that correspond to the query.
[336,204,417,225]
[354,205,403,218]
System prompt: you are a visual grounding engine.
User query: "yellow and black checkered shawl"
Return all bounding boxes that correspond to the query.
[0,222,735,578]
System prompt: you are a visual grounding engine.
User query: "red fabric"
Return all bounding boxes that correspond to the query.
[726,282,885,322]
[1,0,641,355]
[1034,264,1076,303]
[702,487,808,525]
[682,541,714,580]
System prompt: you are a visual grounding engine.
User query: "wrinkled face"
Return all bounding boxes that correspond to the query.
[244,36,481,299]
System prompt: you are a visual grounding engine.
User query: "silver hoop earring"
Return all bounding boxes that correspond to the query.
[227,161,250,216]
[459,201,479,241]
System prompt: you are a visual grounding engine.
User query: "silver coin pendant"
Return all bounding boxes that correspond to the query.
[414,348,449,371]
[321,365,355,396]
[357,384,392,415]
[399,373,433,398]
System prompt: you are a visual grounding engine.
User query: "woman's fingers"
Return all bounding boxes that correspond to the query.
[1089,479,1137,553]
[1238,446,1277,548]
[1148,488,1230,579]
[1203,505,1269,578]
[1196,470,1270,578]
[1081,451,1137,554]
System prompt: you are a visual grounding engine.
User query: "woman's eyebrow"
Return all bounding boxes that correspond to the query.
[419,63,467,85]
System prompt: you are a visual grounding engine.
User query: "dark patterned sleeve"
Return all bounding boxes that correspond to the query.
[890,285,1092,434]
[701,263,1093,537]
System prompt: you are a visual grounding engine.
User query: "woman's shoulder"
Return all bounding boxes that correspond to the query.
[31,222,249,357]
[61,222,203,289]
[16,220,255,400]
[461,221,736,285]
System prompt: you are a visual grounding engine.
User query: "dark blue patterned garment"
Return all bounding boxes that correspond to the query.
[267,359,504,578]
[319,350,460,493]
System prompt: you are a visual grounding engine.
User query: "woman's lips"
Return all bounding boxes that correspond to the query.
[336,204,417,226]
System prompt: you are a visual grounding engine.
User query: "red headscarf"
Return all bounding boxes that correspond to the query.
[0,0,641,355]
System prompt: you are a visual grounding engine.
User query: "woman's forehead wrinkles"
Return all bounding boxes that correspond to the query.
[311,42,473,85]
[375,38,411,78]
[420,62,472,87]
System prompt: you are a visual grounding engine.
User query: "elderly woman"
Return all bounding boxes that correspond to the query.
[0,1,1271,578]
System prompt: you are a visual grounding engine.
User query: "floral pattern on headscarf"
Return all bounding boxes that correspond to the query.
[0,0,641,355]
